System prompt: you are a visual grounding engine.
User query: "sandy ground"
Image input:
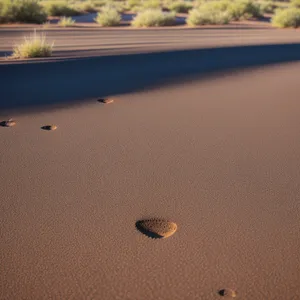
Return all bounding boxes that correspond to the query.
[1,57,300,299]
[1,23,300,61]
[1,22,300,299]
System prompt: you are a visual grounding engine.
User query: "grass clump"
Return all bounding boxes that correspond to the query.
[187,3,232,25]
[94,6,121,26]
[271,7,300,28]
[12,30,53,59]
[58,16,75,26]
[168,1,193,13]
[0,0,47,24]
[131,9,175,27]
[44,1,80,16]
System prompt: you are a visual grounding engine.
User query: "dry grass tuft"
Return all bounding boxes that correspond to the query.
[12,30,53,59]
[58,16,75,27]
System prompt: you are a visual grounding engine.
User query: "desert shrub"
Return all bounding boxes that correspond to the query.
[103,0,126,12]
[91,0,107,8]
[141,0,162,10]
[77,1,97,13]
[44,1,80,16]
[168,1,193,13]
[291,0,300,8]
[12,30,53,58]
[131,9,175,27]
[94,6,121,26]
[258,0,276,14]
[58,16,75,26]
[271,7,300,27]
[203,0,231,12]
[228,0,262,20]
[126,0,141,9]
[127,0,161,12]
[0,0,47,24]
[186,3,232,25]
[126,0,146,12]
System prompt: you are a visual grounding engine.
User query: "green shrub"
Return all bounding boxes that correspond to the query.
[12,30,53,58]
[44,1,80,16]
[58,16,75,26]
[186,3,232,25]
[271,7,300,28]
[168,1,193,13]
[131,9,175,27]
[228,0,262,20]
[94,6,121,26]
[0,0,47,24]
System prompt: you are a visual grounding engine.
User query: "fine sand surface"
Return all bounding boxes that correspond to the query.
[1,25,300,61]
[1,59,300,299]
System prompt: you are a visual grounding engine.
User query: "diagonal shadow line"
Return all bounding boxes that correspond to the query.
[1,42,300,112]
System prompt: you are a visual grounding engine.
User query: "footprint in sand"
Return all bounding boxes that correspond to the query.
[218,288,237,298]
[0,119,16,127]
[136,219,177,239]
[98,98,114,104]
[41,125,57,131]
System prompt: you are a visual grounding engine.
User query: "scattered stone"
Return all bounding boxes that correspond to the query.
[41,125,57,131]
[218,289,237,298]
[98,98,114,104]
[0,119,16,127]
[136,218,177,239]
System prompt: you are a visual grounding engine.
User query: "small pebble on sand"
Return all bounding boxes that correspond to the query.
[41,125,57,131]
[218,288,237,298]
[0,119,16,127]
[136,219,177,239]
[98,98,114,104]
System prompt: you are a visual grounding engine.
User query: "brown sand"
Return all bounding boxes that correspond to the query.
[2,26,300,63]
[1,62,300,299]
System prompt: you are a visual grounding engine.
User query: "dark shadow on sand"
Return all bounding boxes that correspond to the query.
[1,43,300,112]
[135,221,164,239]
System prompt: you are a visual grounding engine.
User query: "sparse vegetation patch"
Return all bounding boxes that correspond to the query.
[0,0,47,24]
[271,7,300,27]
[94,5,121,26]
[131,9,175,27]
[12,30,53,58]
[58,16,75,26]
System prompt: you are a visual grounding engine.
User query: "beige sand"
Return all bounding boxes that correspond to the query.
[1,62,300,299]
